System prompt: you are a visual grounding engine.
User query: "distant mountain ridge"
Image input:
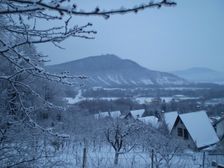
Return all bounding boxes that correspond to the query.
[46,54,187,87]
[172,67,224,83]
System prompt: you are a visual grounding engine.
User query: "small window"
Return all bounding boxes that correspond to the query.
[184,129,188,139]
[177,128,183,137]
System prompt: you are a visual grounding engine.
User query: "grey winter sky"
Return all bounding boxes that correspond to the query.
[39,0,224,72]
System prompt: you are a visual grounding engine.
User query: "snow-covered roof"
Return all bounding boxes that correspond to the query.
[94,112,110,119]
[163,111,178,132]
[138,116,159,128]
[179,111,219,148]
[130,109,145,119]
[109,111,121,119]
[94,111,121,119]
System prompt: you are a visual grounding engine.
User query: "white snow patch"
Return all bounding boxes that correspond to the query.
[118,75,128,84]
[172,95,200,101]
[205,98,224,106]
[135,97,154,104]
[157,77,185,85]
[130,80,137,85]
[135,97,173,104]
[97,76,111,86]
[141,79,153,85]
[65,90,83,104]
[164,87,209,91]
[107,75,122,84]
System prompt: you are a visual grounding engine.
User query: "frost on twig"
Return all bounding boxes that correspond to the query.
[0,0,176,17]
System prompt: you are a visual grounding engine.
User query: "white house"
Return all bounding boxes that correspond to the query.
[170,111,219,150]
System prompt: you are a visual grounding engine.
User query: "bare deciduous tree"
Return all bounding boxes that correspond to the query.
[104,119,141,165]
[0,0,176,166]
[141,123,186,168]
[0,0,176,136]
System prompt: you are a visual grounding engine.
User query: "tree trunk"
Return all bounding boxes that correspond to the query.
[114,152,119,165]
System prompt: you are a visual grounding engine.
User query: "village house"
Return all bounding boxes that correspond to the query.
[130,109,145,119]
[213,117,224,140]
[135,111,178,130]
[163,111,178,132]
[123,109,145,119]
[94,111,121,119]
[94,109,221,151]
[170,111,219,150]
[138,116,159,128]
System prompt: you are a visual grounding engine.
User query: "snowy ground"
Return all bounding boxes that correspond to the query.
[135,97,174,104]
[205,97,224,106]
[64,88,201,105]
[52,142,224,168]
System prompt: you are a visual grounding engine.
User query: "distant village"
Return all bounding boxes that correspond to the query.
[93,96,224,151]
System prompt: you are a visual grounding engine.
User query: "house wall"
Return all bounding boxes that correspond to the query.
[216,119,224,140]
[171,119,196,149]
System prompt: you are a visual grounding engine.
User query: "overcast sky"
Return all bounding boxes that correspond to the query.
[38,0,224,72]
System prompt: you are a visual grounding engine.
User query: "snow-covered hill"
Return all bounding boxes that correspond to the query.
[46,54,187,87]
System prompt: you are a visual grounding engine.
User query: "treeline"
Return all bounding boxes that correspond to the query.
[81,86,224,100]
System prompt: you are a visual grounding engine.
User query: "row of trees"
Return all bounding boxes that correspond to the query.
[82,86,224,99]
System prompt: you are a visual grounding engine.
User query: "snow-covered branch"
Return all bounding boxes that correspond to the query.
[1,0,176,18]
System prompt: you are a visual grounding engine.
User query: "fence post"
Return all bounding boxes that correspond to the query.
[82,138,87,168]
[202,152,205,168]
[151,149,154,168]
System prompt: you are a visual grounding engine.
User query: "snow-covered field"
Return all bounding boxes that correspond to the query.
[163,87,210,91]
[205,97,224,106]
[135,97,174,104]
[52,143,224,168]
[65,97,120,104]
[64,88,201,105]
